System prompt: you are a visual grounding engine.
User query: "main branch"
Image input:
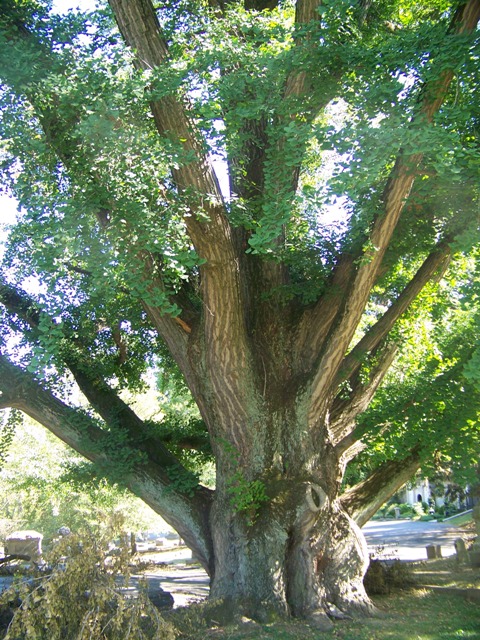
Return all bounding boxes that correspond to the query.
[306,1,480,424]
[0,353,214,570]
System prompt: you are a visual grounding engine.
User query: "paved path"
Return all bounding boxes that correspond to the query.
[139,563,209,608]
[362,519,470,561]
[0,521,473,608]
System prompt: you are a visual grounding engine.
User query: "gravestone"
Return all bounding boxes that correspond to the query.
[426,545,437,559]
[469,505,480,567]
[454,538,468,565]
[5,530,43,560]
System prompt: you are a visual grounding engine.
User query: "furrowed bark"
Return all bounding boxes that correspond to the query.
[1,0,478,624]
[107,0,226,238]
[0,9,206,392]
[295,255,354,374]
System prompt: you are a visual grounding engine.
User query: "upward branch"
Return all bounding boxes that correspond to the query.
[108,0,261,445]
[0,9,201,377]
[107,0,228,254]
[306,0,480,423]
[337,240,452,389]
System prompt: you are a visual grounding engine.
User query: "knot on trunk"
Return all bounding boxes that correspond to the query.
[306,483,327,512]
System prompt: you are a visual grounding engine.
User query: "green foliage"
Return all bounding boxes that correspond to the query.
[226,473,269,526]
[384,502,415,518]
[0,410,20,470]
[0,418,168,542]
[0,526,176,640]
[219,439,269,525]
[150,367,212,477]
[165,464,199,498]
[0,0,478,344]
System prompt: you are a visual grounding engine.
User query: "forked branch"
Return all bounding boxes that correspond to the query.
[306,1,479,422]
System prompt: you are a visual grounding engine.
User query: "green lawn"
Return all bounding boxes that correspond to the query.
[446,513,474,527]
[171,559,480,640]
[173,592,480,640]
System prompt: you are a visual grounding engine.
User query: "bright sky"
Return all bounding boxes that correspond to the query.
[52,0,98,12]
[0,0,99,256]
[0,0,344,257]
[0,195,19,259]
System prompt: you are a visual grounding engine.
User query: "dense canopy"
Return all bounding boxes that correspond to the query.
[0,0,479,624]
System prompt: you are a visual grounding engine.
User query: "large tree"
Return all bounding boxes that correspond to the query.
[0,0,479,625]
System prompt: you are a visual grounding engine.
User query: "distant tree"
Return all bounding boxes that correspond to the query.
[0,0,479,623]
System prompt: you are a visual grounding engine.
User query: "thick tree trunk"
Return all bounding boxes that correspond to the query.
[206,435,375,624]
[208,494,373,624]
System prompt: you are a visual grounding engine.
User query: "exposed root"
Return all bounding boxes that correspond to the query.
[306,609,334,631]
[325,602,352,620]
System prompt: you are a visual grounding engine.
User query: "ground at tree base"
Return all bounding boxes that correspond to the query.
[167,558,480,640]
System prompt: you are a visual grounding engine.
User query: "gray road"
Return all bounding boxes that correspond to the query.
[362,519,469,561]
[0,522,473,608]
[140,564,209,608]
[149,520,473,604]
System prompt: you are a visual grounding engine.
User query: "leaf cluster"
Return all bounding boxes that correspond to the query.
[0,527,176,640]
[353,254,480,485]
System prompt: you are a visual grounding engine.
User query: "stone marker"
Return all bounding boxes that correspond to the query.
[469,505,480,567]
[426,545,437,560]
[5,530,43,560]
[455,538,469,564]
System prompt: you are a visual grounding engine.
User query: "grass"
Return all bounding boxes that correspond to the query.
[446,513,474,527]
[170,559,480,640]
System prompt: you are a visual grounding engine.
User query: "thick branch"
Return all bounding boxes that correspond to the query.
[294,254,354,374]
[107,0,229,249]
[261,0,342,210]
[0,355,105,455]
[0,9,206,375]
[341,449,422,527]
[284,0,327,111]
[0,353,214,571]
[323,241,450,451]
[337,240,452,388]
[330,341,398,449]
[306,2,479,422]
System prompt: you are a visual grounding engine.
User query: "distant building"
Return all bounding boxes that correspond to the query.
[397,475,476,510]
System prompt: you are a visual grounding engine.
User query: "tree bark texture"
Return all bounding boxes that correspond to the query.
[0,0,479,624]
